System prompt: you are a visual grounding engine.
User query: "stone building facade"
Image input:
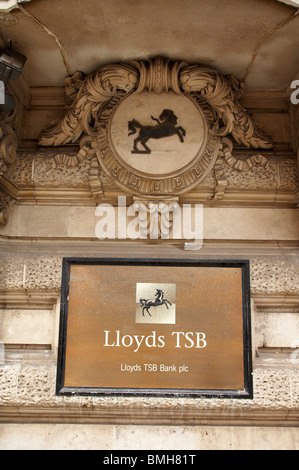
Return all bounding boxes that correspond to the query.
[0,0,298,450]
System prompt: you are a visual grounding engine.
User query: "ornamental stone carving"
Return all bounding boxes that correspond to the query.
[38,57,273,199]
[0,87,19,224]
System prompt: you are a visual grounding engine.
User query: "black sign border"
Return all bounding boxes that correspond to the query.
[56,258,253,399]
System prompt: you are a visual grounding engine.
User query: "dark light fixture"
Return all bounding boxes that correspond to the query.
[0,48,26,113]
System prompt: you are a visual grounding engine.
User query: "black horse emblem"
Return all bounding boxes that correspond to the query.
[128,109,186,154]
[139,289,172,316]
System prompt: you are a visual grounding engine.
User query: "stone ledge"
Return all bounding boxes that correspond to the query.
[0,362,298,424]
[1,405,298,426]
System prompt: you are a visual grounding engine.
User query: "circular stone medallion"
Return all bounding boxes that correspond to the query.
[110,91,206,176]
[96,90,220,196]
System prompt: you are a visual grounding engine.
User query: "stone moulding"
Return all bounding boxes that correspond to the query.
[0,359,298,426]
[37,57,273,199]
[6,148,298,204]
[0,254,298,296]
[0,404,299,426]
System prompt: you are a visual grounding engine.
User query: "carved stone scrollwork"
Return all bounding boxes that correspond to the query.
[0,111,18,180]
[38,57,273,199]
[0,125,17,166]
[0,191,14,225]
[213,137,271,200]
[39,58,272,151]
[0,88,19,224]
[179,66,272,149]
[39,63,139,146]
[0,84,20,169]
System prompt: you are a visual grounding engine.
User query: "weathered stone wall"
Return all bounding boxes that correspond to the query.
[0,245,298,425]
[0,69,298,449]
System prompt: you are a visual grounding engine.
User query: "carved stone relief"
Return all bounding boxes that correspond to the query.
[8,149,298,203]
[0,86,21,223]
[0,191,14,224]
[3,59,298,224]
[37,57,273,200]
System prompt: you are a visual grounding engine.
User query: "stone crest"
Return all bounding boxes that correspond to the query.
[38,57,273,198]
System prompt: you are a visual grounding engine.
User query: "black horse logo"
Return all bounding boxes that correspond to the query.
[128,109,186,154]
[139,289,172,316]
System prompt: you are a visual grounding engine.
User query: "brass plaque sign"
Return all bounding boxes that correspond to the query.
[56,258,253,398]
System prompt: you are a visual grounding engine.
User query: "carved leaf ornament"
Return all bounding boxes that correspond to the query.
[180,66,271,149]
[38,57,272,197]
[39,64,139,146]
